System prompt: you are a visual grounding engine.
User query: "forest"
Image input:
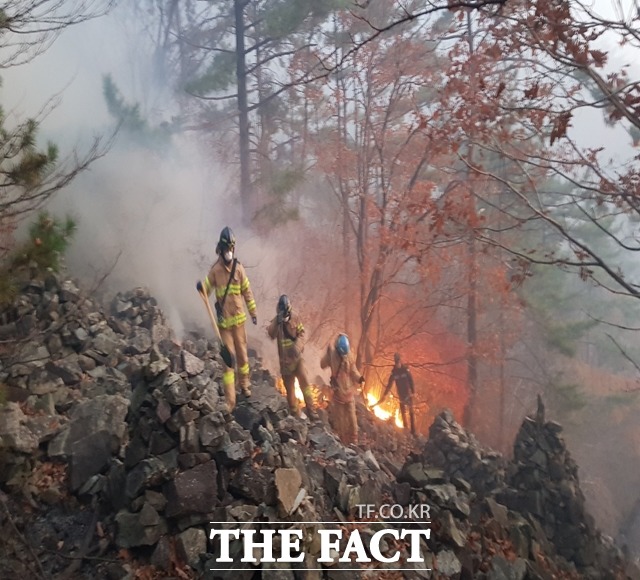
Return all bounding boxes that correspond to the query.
[1,0,640,563]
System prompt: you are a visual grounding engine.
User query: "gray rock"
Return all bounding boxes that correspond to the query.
[144,490,168,512]
[392,481,412,506]
[399,463,430,488]
[164,460,219,517]
[275,468,302,516]
[199,383,220,413]
[179,422,200,453]
[115,509,168,548]
[436,550,461,577]
[126,457,174,500]
[177,527,207,569]
[150,535,173,570]
[149,430,178,455]
[164,375,190,405]
[182,351,205,376]
[138,502,161,526]
[217,439,254,466]
[93,332,121,356]
[48,394,129,458]
[69,430,116,491]
[129,328,152,354]
[168,405,200,431]
[486,497,510,527]
[45,358,83,385]
[229,462,276,505]
[199,412,227,449]
[156,398,172,424]
[28,371,63,395]
[488,556,527,580]
[18,343,51,367]
[440,510,467,548]
[0,403,40,452]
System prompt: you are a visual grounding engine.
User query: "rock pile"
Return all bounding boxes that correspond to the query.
[0,271,638,580]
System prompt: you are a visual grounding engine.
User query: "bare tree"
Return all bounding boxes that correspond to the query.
[0,0,114,257]
[0,0,114,66]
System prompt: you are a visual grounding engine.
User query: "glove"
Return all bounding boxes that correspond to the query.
[252,316,257,325]
[196,281,203,293]
[359,376,366,385]
[215,302,224,324]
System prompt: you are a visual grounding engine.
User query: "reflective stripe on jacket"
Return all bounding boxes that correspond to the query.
[204,257,256,329]
[267,311,305,375]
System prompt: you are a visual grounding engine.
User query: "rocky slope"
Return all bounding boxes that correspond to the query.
[0,271,638,579]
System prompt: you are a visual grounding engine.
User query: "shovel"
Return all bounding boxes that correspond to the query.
[197,286,235,368]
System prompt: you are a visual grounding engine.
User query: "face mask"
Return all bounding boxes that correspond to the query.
[223,250,233,263]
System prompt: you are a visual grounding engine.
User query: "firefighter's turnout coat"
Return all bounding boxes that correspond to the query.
[320,342,363,445]
[203,257,257,408]
[267,311,314,415]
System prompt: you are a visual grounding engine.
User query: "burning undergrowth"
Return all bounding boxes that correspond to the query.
[275,377,409,431]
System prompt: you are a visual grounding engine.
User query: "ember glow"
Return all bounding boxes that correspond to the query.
[366,393,404,429]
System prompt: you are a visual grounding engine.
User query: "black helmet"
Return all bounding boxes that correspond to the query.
[219,226,235,250]
[277,294,291,317]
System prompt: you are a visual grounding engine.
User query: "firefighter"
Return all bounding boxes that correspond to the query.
[196,226,257,414]
[320,333,365,445]
[267,295,317,420]
[373,352,416,436]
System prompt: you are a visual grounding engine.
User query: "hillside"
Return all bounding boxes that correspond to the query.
[0,271,638,580]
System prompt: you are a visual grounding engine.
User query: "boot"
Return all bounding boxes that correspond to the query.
[303,394,317,421]
[241,383,252,397]
[224,382,236,414]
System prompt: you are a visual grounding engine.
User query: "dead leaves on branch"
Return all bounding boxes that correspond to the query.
[549,111,573,145]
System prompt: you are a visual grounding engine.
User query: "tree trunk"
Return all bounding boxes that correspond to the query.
[464,228,479,427]
[234,0,251,225]
[463,10,479,429]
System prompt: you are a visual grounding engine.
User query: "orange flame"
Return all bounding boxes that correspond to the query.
[293,377,305,402]
[276,377,306,403]
[366,393,404,429]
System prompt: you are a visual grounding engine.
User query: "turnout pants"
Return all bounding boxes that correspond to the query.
[399,398,416,435]
[329,398,358,445]
[219,323,250,412]
[282,359,314,416]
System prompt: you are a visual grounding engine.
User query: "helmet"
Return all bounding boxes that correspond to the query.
[218,226,236,251]
[394,352,401,364]
[277,294,291,317]
[336,334,350,356]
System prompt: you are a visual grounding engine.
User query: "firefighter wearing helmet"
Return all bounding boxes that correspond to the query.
[373,352,416,435]
[196,226,257,414]
[267,294,317,420]
[320,333,365,445]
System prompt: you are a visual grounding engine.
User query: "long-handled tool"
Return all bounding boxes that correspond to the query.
[197,286,235,368]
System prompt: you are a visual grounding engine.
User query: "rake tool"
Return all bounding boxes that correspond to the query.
[197,286,234,368]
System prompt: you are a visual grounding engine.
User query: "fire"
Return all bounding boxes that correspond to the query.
[366,393,404,429]
[293,377,305,402]
[275,377,306,403]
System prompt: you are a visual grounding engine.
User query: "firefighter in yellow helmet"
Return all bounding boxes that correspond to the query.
[196,226,257,414]
[267,294,317,420]
[320,333,365,445]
